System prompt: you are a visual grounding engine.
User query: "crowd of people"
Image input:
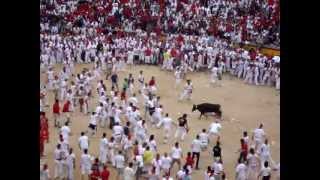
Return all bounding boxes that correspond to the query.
[40,0,280,179]
[40,0,280,91]
[40,64,280,180]
[40,0,279,47]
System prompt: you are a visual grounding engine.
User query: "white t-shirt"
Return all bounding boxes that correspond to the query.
[114,109,122,122]
[253,128,265,141]
[209,122,222,134]
[162,117,173,129]
[260,143,270,156]
[236,163,247,178]
[114,154,125,168]
[59,139,69,153]
[171,147,183,159]
[175,70,182,79]
[100,138,108,151]
[89,114,97,125]
[60,126,71,142]
[54,149,62,160]
[243,136,250,145]
[260,167,272,177]
[78,135,89,150]
[162,178,173,180]
[95,106,103,115]
[177,169,186,179]
[199,132,209,144]
[40,169,50,180]
[184,83,193,92]
[148,140,157,152]
[213,162,223,175]
[128,97,138,107]
[66,153,76,166]
[152,158,162,175]
[136,121,146,134]
[154,107,162,117]
[135,155,144,167]
[124,167,135,180]
[247,154,260,167]
[211,67,218,76]
[161,156,172,169]
[191,139,202,153]
[80,153,92,167]
[113,125,124,135]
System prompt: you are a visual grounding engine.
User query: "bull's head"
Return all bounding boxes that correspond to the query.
[192,104,197,112]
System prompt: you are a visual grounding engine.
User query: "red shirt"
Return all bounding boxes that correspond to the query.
[100,169,110,180]
[170,48,177,57]
[241,143,248,157]
[53,103,60,114]
[185,156,194,168]
[145,48,152,56]
[62,101,70,113]
[121,91,126,101]
[90,170,100,180]
[149,79,155,86]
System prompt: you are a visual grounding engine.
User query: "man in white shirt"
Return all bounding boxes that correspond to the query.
[157,113,174,144]
[80,149,92,178]
[212,159,224,180]
[40,164,50,180]
[252,124,266,152]
[53,144,65,179]
[179,80,193,101]
[161,152,172,176]
[88,112,98,136]
[123,162,135,180]
[191,135,202,169]
[152,105,163,127]
[78,132,89,151]
[113,122,124,143]
[258,161,272,180]
[174,67,182,89]
[136,119,147,143]
[209,120,222,142]
[114,150,125,179]
[199,129,209,151]
[133,153,144,179]
[60,78,68,101]
[99,133,109,165]
[114,106,123,124]
[60,122,71,143]
[259,139,273,166]
[176,167,186,180]
[211,66,219,86]
[235,159,247,180]
[247,148,261,180]
[273,162,280,180]
[66,148,76,180]
[171,142,183,170]
[128,93,139,107]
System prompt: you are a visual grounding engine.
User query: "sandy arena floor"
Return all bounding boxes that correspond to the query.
[40,64,280,180]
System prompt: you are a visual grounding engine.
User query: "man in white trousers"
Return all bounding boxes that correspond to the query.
[179,80,193,101]
[66,148,76,180]
[99,133,109,165]
[157,113,175,144]
[80,149,93,179]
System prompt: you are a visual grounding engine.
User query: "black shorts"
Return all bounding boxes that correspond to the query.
[89,124,96,130]
[149,107,155,116]
[262,176,270,180]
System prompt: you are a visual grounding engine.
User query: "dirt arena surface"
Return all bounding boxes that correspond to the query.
[40,64,280,179]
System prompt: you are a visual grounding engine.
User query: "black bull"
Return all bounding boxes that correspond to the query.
[192,103,222,119]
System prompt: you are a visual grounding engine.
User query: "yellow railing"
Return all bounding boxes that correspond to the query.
[234,44,280,57]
